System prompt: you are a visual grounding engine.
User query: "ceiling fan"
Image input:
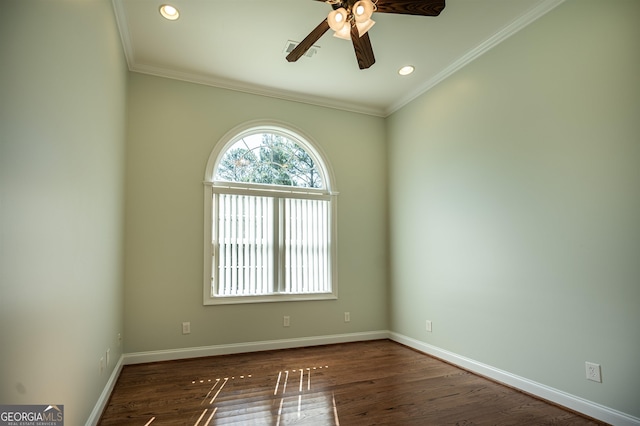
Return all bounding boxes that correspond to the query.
[286,0,446,70]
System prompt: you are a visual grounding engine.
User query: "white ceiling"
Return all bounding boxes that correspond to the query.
[112,0,564,117]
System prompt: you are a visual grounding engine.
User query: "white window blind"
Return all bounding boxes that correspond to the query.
[283,198,330,294]
[214,194,331,297]
[216,194,274,296]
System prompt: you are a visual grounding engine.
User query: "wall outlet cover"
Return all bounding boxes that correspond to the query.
[585,362,601,382]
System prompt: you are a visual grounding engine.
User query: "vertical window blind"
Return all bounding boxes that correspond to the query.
[283,198,330,294]
[214,194,330,297]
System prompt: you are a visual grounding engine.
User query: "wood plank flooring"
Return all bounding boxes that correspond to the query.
[99,340,605,425]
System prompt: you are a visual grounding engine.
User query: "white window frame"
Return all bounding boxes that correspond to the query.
[203,120,338,305]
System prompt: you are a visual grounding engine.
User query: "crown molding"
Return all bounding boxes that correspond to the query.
[129,62,387,117]
[385,0,566,116]
[112,0,565,118]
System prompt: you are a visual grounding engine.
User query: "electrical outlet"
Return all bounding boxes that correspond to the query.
[585,362,601,382]
[344,312,350,322]
[426,320,432,332]
[117,333,122,347]
[99,357,105,375]
[182,322,191,335]
[106,348,110,367]
[283,316,290,327]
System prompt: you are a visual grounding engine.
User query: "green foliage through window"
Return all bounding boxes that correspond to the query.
[215,133,323,188]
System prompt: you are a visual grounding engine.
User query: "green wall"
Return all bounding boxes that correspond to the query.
[387,0,640,417]
[2,0,638,423]
[123,73,388,353]
[0,1,127,424]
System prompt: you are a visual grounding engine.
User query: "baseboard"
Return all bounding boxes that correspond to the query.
[88,331,639,426]
[85,354,124,426]
[86,331,387,424]
[389,332,640,426]
[123,330,390,365]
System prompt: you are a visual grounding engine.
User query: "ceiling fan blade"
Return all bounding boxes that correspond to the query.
[286,19,331,62]
[375,0,445,16]
[350,24,375,69]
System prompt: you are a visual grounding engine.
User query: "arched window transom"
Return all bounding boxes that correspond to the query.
[215,132,324,189]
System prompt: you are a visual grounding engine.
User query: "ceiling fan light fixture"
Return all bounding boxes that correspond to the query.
[327,8,348,32]
[159,4,180,20]
[333,24,351,40]
[353,0,375,23]
[356,19,375,37]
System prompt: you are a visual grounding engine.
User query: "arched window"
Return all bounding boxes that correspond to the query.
[203,121,338,305]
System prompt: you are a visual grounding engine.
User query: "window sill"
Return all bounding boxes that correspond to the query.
[203,292,337,306]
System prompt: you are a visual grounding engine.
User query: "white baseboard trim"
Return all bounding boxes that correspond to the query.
[389,332,640,426]
[85,354,125,426]
[87,331,639,426]
[123,330,390,365]
[85,331,387,424]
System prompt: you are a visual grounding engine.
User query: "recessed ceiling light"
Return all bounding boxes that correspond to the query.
[398,65,415,76]
[159,4,180,21]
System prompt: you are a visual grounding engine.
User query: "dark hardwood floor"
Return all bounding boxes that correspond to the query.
[99,340,605,425]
